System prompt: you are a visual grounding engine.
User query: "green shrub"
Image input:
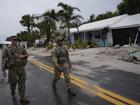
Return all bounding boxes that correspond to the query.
[71,43,77,49]
[70,40,88,49]
[63,40,98,49]
[87,41,97,48]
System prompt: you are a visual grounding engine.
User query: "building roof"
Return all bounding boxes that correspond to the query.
[69,14,128,33]
[110,14,140,29]
[78,14,128,32]
[70,14,140,34]
[70,28,78,33]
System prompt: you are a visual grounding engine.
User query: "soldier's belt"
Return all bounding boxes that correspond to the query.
[59,63,69,67]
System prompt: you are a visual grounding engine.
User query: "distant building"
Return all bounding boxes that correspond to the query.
[110,14,140,46]
[69,14,140,46]
[0,41,11,50]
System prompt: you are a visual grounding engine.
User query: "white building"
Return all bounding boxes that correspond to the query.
[110,14,140,46]
[0,41,11,50]
[70,14,140,46]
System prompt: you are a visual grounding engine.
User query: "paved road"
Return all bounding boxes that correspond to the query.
[0,51,140,105]
[0,63,111,105]
[29,53,140,105]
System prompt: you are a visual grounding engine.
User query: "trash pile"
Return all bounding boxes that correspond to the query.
[121,46,140,64]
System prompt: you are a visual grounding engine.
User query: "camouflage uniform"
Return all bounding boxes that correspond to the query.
[2,41,29,102]
[51,36,76,96]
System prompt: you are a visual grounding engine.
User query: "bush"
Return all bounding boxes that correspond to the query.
[87,41,97,48]
[70,40,88,49]
[71,43,77,49]
[57,40,98,49]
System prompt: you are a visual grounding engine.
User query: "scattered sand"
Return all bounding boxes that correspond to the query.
[1,47,140,84]
[27,47,140,75]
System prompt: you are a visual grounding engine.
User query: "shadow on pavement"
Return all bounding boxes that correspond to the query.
[75,65,140,103]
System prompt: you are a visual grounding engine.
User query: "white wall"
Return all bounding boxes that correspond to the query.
[70,34,75,44]
[107,29,113,45]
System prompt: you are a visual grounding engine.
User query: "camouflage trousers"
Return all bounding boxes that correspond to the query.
[52,64,71,89]
[8,67,26,97]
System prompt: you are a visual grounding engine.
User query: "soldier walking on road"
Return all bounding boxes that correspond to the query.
[2,37,29,103]
[51,36,76,96]
[1,44,9,81]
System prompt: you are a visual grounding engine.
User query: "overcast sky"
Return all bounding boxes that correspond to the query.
[0,0,122,41]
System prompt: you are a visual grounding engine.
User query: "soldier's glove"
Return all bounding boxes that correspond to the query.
[55,65,62,71]
[15,53,27,59]
[18,55,26,59]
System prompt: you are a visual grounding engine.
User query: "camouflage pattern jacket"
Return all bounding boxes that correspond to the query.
[51,46,71,68]
[2,45,28,69]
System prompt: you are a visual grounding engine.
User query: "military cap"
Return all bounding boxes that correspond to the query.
[56,36,64,42]
[11,36,19,41]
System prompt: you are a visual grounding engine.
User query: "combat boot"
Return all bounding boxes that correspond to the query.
[20,96,30,103]
[67,89,76,96]
[52,82,56,90]
[11,89,15,97]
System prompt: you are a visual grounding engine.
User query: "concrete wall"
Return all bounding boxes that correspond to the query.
[107,29,113,45]
[69,29,113,47]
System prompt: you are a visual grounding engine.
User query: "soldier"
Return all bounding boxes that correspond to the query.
[2,37,29,103]
[51,36,76,96]
[1,45,9,81]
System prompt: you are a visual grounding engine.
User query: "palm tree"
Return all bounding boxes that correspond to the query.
[57,2,83,40]
[36,20,47,36]
[17,31,28,41]
[43,9,58,21]
[36,9,57,44]
[71,20,82,33]
[17,30,40,42]
[88,14,96,22]
[20,15,35,36]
